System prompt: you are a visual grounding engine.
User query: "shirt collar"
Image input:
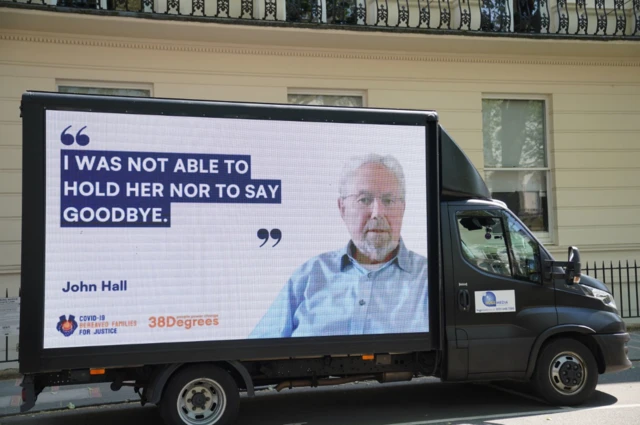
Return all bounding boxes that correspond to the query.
[339,238,410,272]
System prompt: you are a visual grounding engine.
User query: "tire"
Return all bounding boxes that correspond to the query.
[159,364,240,425]
[532,338,598,406]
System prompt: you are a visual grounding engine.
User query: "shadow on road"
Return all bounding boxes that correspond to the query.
[581,389,619,407]
[235,380,561,425]
[486,379,620,408]
[0,376,625,425]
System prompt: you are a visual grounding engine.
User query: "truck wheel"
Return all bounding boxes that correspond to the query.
[532,338,598,406]
[159,364,240,425]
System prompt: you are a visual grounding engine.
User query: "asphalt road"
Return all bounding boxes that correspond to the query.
[0,330,637,424]
[0,360,638,425]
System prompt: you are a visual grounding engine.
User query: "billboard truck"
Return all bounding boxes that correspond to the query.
[17,92,631,425]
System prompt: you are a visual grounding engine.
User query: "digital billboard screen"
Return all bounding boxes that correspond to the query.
[42,109,429,348]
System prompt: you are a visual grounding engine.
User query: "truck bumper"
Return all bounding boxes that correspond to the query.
[593,332,632,374]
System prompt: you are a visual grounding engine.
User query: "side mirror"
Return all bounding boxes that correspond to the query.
[566,246,581,284]
[545,246,582,285]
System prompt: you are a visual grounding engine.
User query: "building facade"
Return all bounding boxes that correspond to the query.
[1,0,639,327]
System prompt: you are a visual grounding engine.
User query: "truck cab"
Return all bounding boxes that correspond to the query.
[439,128,631,405]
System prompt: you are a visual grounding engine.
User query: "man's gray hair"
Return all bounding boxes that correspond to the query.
[338,153,406,199]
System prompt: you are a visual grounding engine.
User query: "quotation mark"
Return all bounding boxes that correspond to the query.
[61,125,90,146]
[257,228,282,247]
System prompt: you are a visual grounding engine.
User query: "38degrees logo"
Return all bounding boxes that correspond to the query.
[61,125,90,146]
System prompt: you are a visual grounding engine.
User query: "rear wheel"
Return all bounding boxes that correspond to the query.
[532,338,598,406]
[159,364,240,425]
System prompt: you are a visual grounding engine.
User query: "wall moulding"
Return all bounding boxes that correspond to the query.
[1,31,639,68]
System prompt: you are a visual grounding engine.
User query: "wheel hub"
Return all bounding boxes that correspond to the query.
[549,351,587,395]
[189,389,210,410]
[558,360,583,386]
[177,379,225,425]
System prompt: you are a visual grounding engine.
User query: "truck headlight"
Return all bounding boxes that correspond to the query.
[581,285,617,310]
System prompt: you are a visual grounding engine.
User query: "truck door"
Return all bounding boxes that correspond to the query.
[449,205,557,376]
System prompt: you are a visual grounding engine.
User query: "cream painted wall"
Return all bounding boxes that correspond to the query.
[1,17,639,303]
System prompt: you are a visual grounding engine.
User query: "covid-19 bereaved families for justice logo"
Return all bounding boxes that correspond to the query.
[56,315,78,337]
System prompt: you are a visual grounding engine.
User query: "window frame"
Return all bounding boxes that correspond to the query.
[481,93,555,246]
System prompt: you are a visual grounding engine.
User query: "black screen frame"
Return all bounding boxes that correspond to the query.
[19,91,442,374]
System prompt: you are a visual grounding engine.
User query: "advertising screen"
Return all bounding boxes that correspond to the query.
[42,109,429,348]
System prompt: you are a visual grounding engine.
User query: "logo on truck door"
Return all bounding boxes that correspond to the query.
[482,291,497,306]
[475,290,516,313]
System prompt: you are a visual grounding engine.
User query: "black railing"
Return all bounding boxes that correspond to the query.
[3,0,639,37]
[0,288,19,364]
[0,258,636,367]
[584,260,639,318]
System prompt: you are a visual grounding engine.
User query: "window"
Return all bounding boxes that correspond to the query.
[513,0,542,33]
[504,211,542,283]
[457,211,511,277]
[287,90,365,107]
[58,82,151,97]
[457,210,542,283]
[482,97,551,238]
[53,0,144,11]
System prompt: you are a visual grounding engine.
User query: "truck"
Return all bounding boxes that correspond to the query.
[18,91,631,425]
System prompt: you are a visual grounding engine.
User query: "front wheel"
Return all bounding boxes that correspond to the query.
[532,338,598,406]
[159,364,240,425]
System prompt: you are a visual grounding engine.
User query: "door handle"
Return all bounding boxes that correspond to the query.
[458,289,470,311]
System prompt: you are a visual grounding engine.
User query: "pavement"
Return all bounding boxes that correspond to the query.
[0,329,638,419]
[0,380,140,417]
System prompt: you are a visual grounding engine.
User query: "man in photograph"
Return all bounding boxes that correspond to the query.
[249,153,428,338]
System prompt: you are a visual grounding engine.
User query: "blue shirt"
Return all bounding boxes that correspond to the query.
[249,239,429,338]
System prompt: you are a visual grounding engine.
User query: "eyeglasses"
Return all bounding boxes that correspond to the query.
[343,193,405,209]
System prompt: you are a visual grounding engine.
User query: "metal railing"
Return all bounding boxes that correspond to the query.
[0,260,636,366]
[0,288,19,364]
[2,0,639,37]
[584,260,639,318]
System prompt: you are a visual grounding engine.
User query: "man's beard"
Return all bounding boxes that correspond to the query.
[354,219,399,263]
